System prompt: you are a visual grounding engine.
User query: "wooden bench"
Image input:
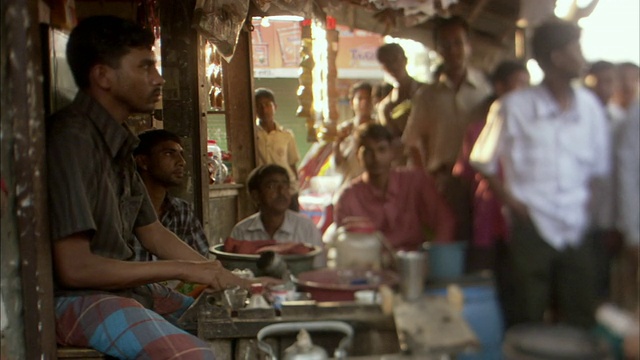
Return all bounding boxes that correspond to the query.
[56,346,107,359]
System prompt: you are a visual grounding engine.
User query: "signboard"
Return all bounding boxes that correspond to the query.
[251,20,384,79]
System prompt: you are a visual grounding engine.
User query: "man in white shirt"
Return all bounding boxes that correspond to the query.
[470,19,610,328]
[613,103,639,313]
[230,164,326,268]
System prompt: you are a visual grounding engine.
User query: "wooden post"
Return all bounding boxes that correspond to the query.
[1,0,56,358]
[222,29,257,220]
[159,0,209,224]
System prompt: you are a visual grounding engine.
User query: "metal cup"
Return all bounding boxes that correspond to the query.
[396,251,428,301]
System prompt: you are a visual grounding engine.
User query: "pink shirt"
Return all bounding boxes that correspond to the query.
[334,168,456,251]
[453,117,507,248]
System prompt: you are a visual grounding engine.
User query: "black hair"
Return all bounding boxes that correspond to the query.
[491,60,528,84]
[254,88,277,105]
[348,81,373,100]
[356,123,393,147]
[376,43,406,65]
[134,129,182,156]
[617,62,640,72]
[373,82,394,100]
[67,15,155,89]
[587,60,615,75]
[531,18,581,69]
[433,15,471,47]
[247,164,290,193]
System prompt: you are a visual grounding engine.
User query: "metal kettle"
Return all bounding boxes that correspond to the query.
[257,321,353,360]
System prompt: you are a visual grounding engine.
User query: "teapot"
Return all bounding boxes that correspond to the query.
[257,321,353,360]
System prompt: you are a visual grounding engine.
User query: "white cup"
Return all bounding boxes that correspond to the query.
[354,290,379,304]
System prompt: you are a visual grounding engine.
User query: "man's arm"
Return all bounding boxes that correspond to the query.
[52,230,240,291]
[469,101,530,220]
[417,171,456,242]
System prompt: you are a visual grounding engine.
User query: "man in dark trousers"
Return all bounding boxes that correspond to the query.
[471,19,610,328]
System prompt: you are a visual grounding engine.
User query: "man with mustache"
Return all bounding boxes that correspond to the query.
[46,15,275,359]
[230,164,326,268]
[133,129,209,260]
[334,124,455,252]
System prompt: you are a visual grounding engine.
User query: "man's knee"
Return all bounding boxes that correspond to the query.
[142,334,215,360]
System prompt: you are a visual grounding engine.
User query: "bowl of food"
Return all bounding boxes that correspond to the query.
[209,243,322,276]
[295,268,399,302]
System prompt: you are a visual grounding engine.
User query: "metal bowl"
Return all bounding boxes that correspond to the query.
[209,243,321,276]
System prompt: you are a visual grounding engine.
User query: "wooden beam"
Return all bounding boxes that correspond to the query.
[222,29,257,220]
[2,0,57,358]
[159,0,209,224]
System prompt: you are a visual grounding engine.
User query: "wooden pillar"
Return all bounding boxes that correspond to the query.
[159,0,209,223]
[1,0,56,358]
[222,29,257,220]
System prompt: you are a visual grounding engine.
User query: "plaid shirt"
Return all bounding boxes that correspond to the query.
[134,195,210,261]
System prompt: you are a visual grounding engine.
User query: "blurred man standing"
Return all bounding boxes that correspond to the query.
[403,16,492,242]
[471,19,610,328]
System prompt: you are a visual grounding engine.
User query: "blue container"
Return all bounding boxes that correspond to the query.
[428,283,505,360]
[424,242,467,280]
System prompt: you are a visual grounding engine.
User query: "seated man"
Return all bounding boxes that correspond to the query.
[335,124,456,251]
[46,16,277,358]
[134,129,210,260]
[231,164,326,268]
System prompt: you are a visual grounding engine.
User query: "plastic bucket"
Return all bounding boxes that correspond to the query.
[427,281,504,360]
[423,242,467,280]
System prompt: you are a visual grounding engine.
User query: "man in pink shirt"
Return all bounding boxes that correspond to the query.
[334,124,455,251]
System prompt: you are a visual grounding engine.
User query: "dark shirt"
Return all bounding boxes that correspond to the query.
[47,91,157,295]
[134,195,210,261]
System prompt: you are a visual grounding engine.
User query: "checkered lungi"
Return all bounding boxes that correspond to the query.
[55,284,214,359]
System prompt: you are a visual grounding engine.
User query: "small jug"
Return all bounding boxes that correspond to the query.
[334,222,383,270]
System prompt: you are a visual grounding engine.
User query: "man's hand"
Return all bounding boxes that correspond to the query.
[183,260,251,291]
[183,261,283,291]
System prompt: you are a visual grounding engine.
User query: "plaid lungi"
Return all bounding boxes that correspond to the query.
[55,284,214,359]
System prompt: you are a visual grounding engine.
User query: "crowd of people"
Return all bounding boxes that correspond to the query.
[41,11,638,359]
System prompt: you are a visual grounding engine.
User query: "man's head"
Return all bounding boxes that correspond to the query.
[67,15,164,113]
[584,61,617,105]
[349,82,373,118]
[134,129,186,188]
[376,43,408,81]
[255,88,277,124]
[356,123,394,177]
[247,164,291,214]
[531,19,584,79]
[615,62,640,108]
[434,16,472,74]
[491,60,530,97]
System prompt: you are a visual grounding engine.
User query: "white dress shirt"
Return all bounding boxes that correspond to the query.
[470,85,611,249]
[615,103,640,246]
[230,210,326,267]
[402,68,492,172]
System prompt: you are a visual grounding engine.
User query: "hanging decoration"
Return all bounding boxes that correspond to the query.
[296,19,316,142]
[137,0,161,39]
[193,0,250,62]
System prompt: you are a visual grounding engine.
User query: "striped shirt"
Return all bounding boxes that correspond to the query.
[134,195,210,261]
[47,91,157,295]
